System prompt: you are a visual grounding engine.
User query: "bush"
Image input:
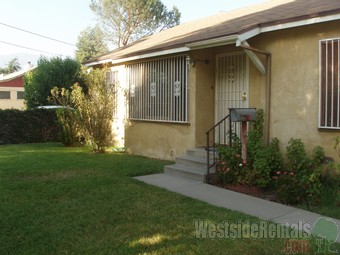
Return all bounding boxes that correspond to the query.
[218,109,280,188]
[320,163,340,200]
[273,171,300,204]
[0,109,61,144]
[245,109,274,188]
[272,139,324,206]
[24,56,83,109]
[51,67,115,153]
[55,108,80,146]
[217,144,245,185]
[216,109,338,207]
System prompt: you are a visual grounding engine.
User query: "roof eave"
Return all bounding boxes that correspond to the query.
[85,11,340,67]
[186,35,239,50]
[0,66,36,82]
[237,12,340,44]
[260,12,340,33]
[85,46,190,67]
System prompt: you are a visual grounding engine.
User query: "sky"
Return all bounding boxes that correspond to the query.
[0,0,268,66]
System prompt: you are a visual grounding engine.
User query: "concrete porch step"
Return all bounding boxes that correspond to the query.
[164,147,216,183]
[175,155,207,170]
[164,163,207,182]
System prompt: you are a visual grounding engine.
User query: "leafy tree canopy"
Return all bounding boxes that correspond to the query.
[0,58,21,74]
[90,0,181,47]
[75,25,109,63]
[24,56,83,109]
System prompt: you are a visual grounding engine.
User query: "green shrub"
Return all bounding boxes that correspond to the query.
[51,67,116,153]
[267,138,283,176]
[244,109,275,188]
[24,56,83,109]
[55,108,80,146]
[0,109,61,144]
[272,139,324,206]
[273,171,300,204]
[218,109,281,188]
[320,163,340,199]
[247,109,264,165]
[216,145,244,185]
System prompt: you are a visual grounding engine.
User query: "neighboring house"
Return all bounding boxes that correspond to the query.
[85,0,340,161]
[0,64,35,109]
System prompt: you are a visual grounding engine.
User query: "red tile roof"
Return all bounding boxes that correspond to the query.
[86,0,340,65]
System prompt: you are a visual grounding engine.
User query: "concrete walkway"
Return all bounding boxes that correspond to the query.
[134,173,340,243]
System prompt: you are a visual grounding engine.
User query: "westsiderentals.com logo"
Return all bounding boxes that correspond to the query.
[194,217,339,254]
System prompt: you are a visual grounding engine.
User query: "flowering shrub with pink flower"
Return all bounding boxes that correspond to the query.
[217,144,247,185]
[216,110,339,208]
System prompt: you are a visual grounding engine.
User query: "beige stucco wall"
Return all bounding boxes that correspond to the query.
[124,57,197,160]
[249,20,340,159]
[122,45,265,160]
[191,49,215,147]
[0,87,25,110]
[115,20,340,160]
[125,121,195,160]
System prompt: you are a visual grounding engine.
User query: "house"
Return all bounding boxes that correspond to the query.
[85,0,340,161]
[0,63,35,109]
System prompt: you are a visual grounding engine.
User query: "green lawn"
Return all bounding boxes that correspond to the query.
[0,143,338,254]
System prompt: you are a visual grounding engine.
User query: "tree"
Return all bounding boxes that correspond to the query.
[51,67,115,152]
[90,0,181,47]
[0,58,21,74]
[75,25,109,63]
[24,56,83,109]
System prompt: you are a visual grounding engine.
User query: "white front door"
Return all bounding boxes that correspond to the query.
[215,52,249,141]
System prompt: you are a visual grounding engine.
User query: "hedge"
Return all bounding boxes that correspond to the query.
[0,109,61,145]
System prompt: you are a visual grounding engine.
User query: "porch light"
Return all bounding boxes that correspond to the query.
[186,56,210,68]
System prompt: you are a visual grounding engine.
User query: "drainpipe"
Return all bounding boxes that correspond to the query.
[239,44,272,144]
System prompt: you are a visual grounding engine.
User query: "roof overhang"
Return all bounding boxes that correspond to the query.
[237,12,340,44]
[85,47,190,67]
[85,11,340,67]
[185,35,239,50]
[0,66,36,82]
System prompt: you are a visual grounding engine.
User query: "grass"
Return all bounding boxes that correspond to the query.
[0,143,339,254]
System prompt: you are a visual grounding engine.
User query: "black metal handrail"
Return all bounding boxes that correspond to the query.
[205,114,232,183]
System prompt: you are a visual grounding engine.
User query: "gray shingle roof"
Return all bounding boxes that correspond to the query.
[86,0,340,64]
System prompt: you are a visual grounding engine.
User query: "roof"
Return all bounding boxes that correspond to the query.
[0,66,36,83]
[85,0,340,66]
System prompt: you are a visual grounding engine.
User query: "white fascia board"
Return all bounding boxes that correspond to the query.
[85,47,190,67]
[0,66,36,82]
[110,47,190,65]
[186,35,239,50]
[259,14,340,35]
[260,13,340,33]
[237,14,340,44]
[84,59,113,67]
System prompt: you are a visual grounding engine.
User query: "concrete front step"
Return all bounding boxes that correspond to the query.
[186,147,216,159]
[164,164,207,182]
[164,147,216,183]
[175,155,207,170]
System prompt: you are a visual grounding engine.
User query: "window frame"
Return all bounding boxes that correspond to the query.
[319,38,340,129]
[126,55,189,124]
[0,91,11,99]
[17,91,25,100]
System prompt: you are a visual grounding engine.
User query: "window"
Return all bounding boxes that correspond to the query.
[107,70,119,118]
[17,91,25,100]
[127,55,188,123]
[319,38,340,129]
[0,91,10,99]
